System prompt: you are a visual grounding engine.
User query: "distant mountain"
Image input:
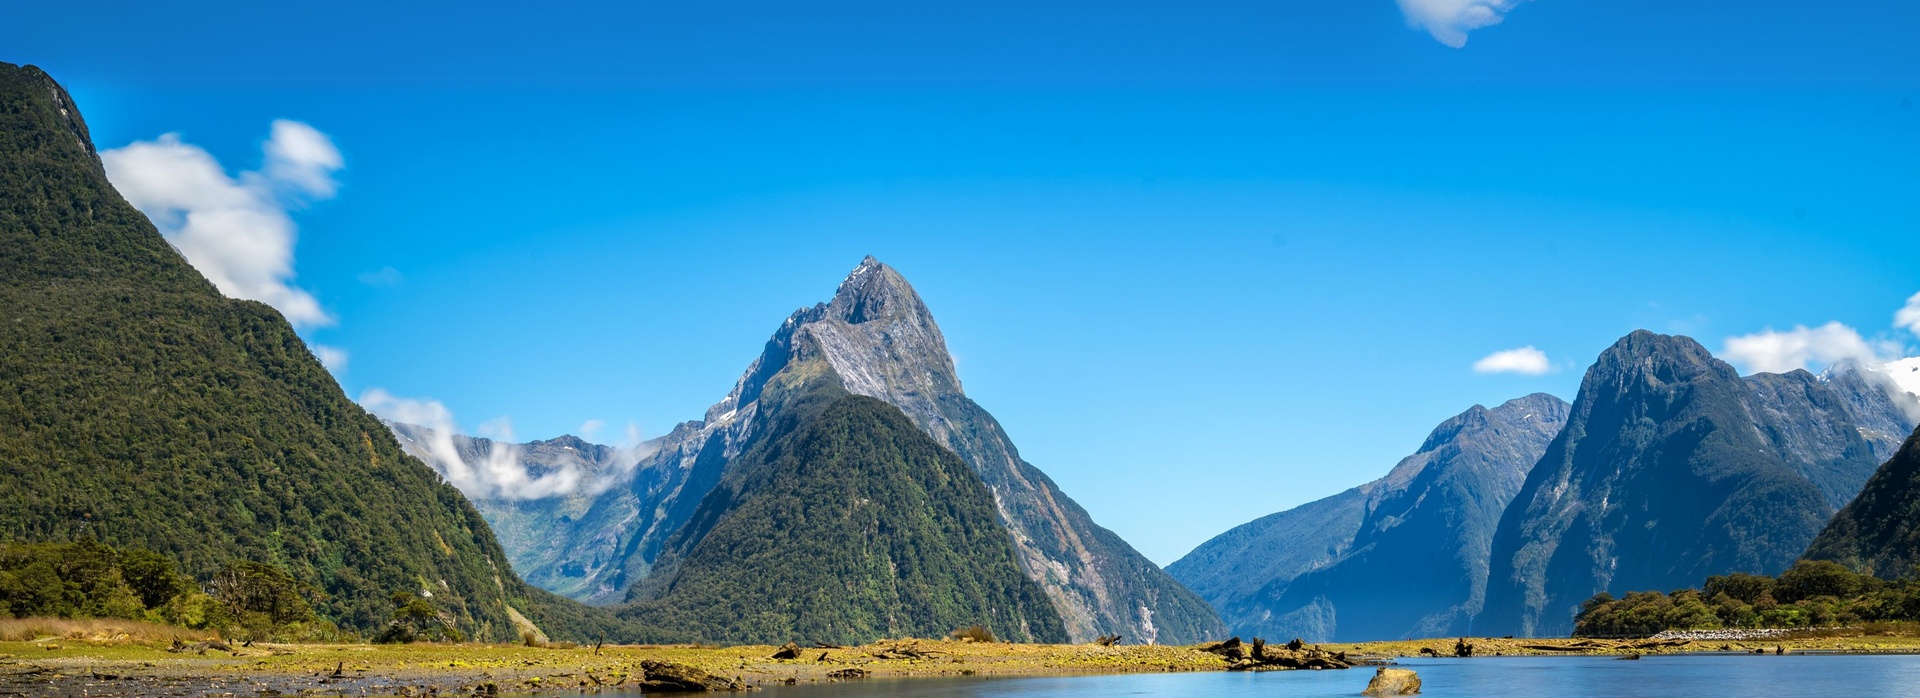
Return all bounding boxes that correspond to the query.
[1479,331,1885,637]
[455,257,1223,643]
[1166,488,1369,627]
[615,376,1067,644]
[1818,360,1920,464]
[0,62,597,640]
[1803,424,1920,578]
[1169,394,1568,642]
[383,425,642,601]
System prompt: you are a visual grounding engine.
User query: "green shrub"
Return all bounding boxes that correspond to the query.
[1575,560,1910,636]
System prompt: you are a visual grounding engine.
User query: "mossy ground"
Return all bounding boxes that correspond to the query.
[0,637,1230,696]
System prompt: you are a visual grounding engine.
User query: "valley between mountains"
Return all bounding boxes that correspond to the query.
[9,59,1920,664]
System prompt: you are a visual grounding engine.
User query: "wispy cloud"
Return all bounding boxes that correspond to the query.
[101,120,342,328]
[358,389,656,500]
[1721,321,1891,375]
[1898,292,1920,335]
[1397,0,1528,48]
[1720,293,1920,416]
[1473,346,1553,375]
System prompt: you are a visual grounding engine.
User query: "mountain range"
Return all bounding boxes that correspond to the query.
[1176,330,1918,640]
[19,57,1920,646]
[1169,394,1570,641]
[0,62,1110,646]
[400,257,1224,644]
[1480,331,1907,637]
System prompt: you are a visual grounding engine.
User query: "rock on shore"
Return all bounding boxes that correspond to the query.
[1362,667,1421,695]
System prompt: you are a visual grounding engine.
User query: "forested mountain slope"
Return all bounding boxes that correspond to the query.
[0,62,605,641]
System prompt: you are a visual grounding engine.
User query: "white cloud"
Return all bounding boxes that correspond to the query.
[1721,302,1920,419]
[101,120,342,328]
[262,120,343,198]
[1473,346,1553,375]
[313,345,349,374]
[1397,0,1527,48]
[578,419,605,440]
[358,389,657,500]
[1721,322,1892,375]
[1897,291,1920,335]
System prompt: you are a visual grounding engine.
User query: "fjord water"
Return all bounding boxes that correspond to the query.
[736,655,1918,697]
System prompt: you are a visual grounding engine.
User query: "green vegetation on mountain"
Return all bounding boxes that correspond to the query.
[1572,560,1920,637]
[1803,426,1920,578]
[617,368,1068,645]
[0,61,612,641]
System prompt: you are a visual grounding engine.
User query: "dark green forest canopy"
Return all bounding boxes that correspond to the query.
[1804,426,1920,578]
[1573,560,1920,637]
[0,61,615,641]
[619,376,1069,646]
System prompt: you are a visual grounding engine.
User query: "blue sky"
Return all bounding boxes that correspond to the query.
[7,1,1919,564]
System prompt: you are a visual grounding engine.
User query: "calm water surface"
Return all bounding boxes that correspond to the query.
[725,654,1912,697]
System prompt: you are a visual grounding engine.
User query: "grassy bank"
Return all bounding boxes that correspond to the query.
[0,632,1230,696]
[9,624,1920,696]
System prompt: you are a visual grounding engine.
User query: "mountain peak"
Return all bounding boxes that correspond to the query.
[2,63,96,157]
[709,256,959,424]
[1588,330,1735,390]
[823,256,926,326]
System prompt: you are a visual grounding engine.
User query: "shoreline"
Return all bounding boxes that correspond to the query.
[7,631,1920,697]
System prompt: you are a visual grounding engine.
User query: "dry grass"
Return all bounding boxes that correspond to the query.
[1788,622,1920,639]
[0,617,215,644]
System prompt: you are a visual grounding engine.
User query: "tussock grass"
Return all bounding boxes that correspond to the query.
[0,617,215,644]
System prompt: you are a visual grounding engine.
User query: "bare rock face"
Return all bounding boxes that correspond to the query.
[1362,668,1422,696]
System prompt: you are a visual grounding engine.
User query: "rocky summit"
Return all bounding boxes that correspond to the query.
[450,257,1223,644]
[1170,394,1569,642]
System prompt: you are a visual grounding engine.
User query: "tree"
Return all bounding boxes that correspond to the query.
[209,561,317,626]
[119,548,189,610]
[375,592,464,643]
[1705,572,1776,606]
[1776,561,1870,604]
